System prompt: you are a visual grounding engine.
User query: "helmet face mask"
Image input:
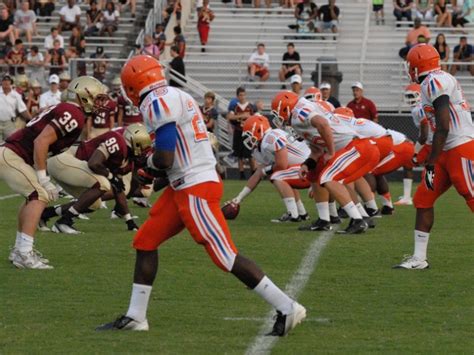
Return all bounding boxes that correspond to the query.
[242,130,258,151]
[67,76,108,113]
[124,123,152,157]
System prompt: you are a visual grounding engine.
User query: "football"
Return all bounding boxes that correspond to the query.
[221,201,240,220]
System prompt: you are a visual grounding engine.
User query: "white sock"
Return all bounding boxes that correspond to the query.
[253,276,293,314]
[365,199,378,210]
[342,201,362,220]
[356,203,369,218]
[126,283,153,322]
[68,206,80,216]
[380,193,393,208]
[296,200,307,216]
[403,179,413,199]
[14,231,21,249]
[414,230,429,260]
[283,197,298,218]
[315,202,330,221]
[328,201,338,217]
[18,233,34,254]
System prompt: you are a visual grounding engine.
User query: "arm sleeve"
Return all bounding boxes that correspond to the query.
[155,122,177,152]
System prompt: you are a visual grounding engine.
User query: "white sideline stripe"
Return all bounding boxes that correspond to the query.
[0,194,20,200]
[223,317,330,323]
[245,230,335,355]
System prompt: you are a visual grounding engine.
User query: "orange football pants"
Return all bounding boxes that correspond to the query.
[414,140,474,212]
[372,141,415,176]
[270,165,311,189]
[416,144,432,165]
[133,181,238,272]
[319,138,380,185]
[372,135,394,160]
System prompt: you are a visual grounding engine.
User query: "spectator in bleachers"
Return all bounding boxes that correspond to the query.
[347,82,378,122]
[140,34,160,58]
[434,33,449,71]
[320,81,340,108]
[68,25,84,52]
[434,0,452,27]
[58,71,71,92]
[393,0,413,26]
[450,36,474,76]
[153,23,166,53]
[373,0,385,25]
[294,0,317,33]
[0,40,12,66]
[278,42,301,88]
[45,38,66,75]
[6,38,26,75]
[290,74,302,95]
[100,1,119,37]
[200,91,218,132]
[163,0,181,27]
[226,86,256,180]
[414,0,434,22]
[0,6,16,44]
[197,0,214,53]
[26,79,42,116]
[172,25,186,58]
[14,1,37,44]
[399,18,431,58]
[118,0,137,18]
[76,36,87,75]
[58,0,81,32]
[452,0,474,28]
[247,43,270,84]
[318,0,340,36]
[85,1,103,36]
[0,74,29,143]
[44,26,64,49]
[39,74,61,109]
[169,45,185,87]
[90,45,108,81]
[26,45,45,84]
[254,0,272,8]
[34,0,55,19]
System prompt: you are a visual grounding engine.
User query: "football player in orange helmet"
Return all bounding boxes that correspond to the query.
[271,90,299,128]
[97,56,306,335]
[395,44,474,269]
[304,86,321,102]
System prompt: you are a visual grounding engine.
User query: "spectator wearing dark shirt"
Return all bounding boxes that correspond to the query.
[318,0,340,35]
[172,25,186,58]
[320,82,341,108]
[84,1,102,37]
[0,6,15,44]
[153,23,166,53]
[278,42,302,88]
[6,39,26,75]
[45,39,67,75]
[393,0,413,25]
[347,82,378,122]
[294,0,318,33]
[450,36,473,76]
[169,45,185,87]
[90,46,108,81]
[200,91,218,132]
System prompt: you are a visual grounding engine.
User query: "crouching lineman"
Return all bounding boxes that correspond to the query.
[96,55,306,336]
[396,44,474,269]
[40,124,151,234]
[229,114,311,222]
[271,91,381,234]
[1,76,107,269]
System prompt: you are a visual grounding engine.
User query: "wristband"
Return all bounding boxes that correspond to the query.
[124,213,132,221]
[36,169,47,180]
[414,142,423,154]
[303,158,317,170]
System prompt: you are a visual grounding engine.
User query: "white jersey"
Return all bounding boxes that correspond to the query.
[140,86,218,190]
[337,115,388,138]
[291,97,359,151]
[253,129,310,166]
[420,70,474,150]
[386,129,407,145]
[411,103,434,144]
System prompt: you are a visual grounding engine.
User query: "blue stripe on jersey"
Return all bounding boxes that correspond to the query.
[430,79,436,95]
[176,131,189,165]
[448,107,458,128]
[152,99,161,120]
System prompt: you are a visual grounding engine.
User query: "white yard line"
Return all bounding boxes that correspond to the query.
[0,194,20,200]
[245,229,336,355]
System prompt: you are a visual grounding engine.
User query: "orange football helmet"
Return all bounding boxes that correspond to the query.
[271,91,299,127]
[404,83,421,106]
[121,55,167,106]
[304,86,321,102]
[406,44,440,83]
[334,106,355,118]
[242,114,271,150]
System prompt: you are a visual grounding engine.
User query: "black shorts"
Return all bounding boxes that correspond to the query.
[285,69,296,79]
[373,4,383,11]
[232,129,252,159]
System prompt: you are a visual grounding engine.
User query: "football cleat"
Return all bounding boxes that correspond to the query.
[77,213,90,220]
[394,197,413,206]
[336,219,368,234]
[267,302,306,336]
[100,201,108,209]
[111,210,139,220]
[271,212,301,223]
[11,250,53,269]
[96,315,149,331]
[9,248,50,264]
[365,207,381,218]
[337,207,349,219]
[381,205,394,215]
[52,223,81,235]
[299,213,310,221]
[393,255,429,269]
[58,189,74,199]
[38,218,51,232]
[330,215,342,224]
[363,217,376,229]
[298,218,332,231]
[133,197,152,208]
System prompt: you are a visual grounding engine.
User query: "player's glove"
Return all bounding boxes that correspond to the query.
[126,219,139,231]
[109,174,125,193]
[424,164,435,190]
[136,168,155,185]
[37,170,59,201]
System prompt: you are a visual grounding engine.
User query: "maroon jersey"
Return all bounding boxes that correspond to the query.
[4,103,85,166]
[118,95,143,126]
[75,128,131,175]
[91,99,118,129]
[231,101,255,131]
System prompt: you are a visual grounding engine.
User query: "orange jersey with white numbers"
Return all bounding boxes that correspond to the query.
[420,70,474,150]
[139,86,218,190]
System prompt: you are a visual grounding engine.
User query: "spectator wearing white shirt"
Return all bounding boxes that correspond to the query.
[14,1,37,44]
[58,0,81,32]
[0,74,30,143]
[39,74,61,110]
[100,1,120,37]
[26,46,45,86]
[44,27,64,49]
[247,43,270,83]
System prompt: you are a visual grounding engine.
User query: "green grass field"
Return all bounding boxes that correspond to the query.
[1,180,473,354]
